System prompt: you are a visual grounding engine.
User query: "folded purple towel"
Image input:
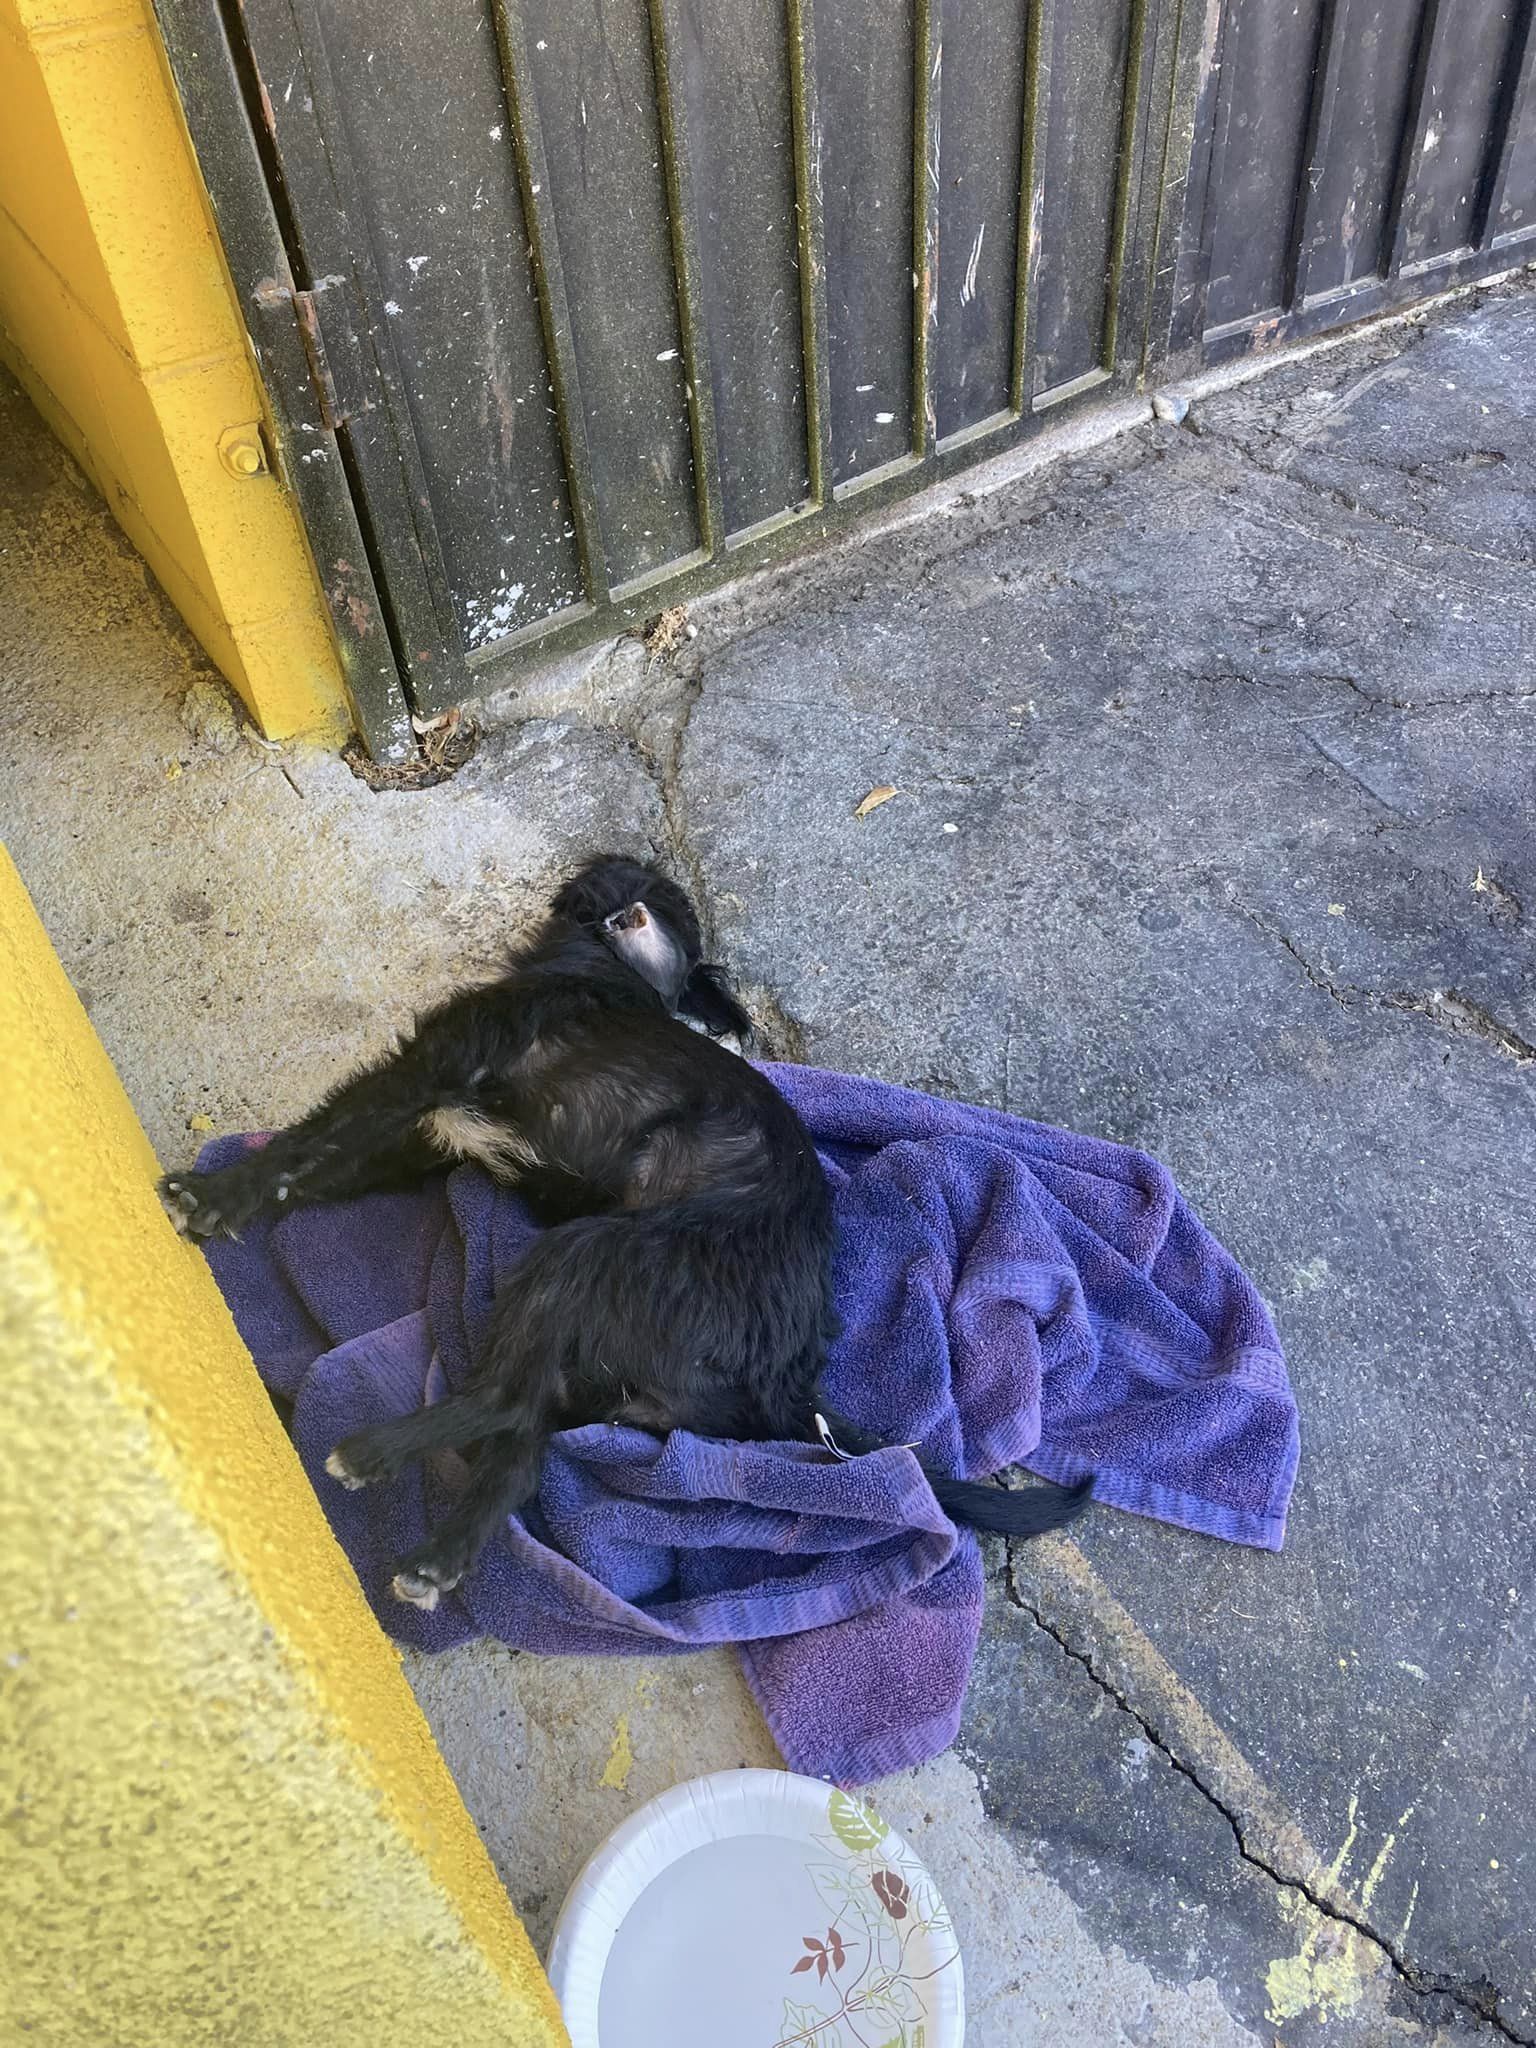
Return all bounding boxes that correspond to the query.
[201,1064,1298,1784]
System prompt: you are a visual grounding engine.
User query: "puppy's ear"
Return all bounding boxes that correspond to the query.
[678,962,754,1043]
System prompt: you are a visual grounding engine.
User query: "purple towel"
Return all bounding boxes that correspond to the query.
[200,1064,1298,1785]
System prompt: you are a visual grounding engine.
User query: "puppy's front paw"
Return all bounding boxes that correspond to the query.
[159,1173,221,1239]
[158,1167,260,1241]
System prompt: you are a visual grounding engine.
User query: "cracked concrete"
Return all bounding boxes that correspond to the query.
[3,273,1535,2047]
[1004,1549,1524,2044]
[1231,900,1536,1064]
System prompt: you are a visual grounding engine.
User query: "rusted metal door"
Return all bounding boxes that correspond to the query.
[157,0,1535,750]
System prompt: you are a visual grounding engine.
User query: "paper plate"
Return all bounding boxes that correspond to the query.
[547,1769,965,2048]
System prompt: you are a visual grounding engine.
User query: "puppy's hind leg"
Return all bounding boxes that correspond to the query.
[389,1432,545,1609]
[387,1262,570,1606]
[326,1387,505,1490]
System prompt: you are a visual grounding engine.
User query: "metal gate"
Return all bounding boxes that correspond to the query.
[156,0,1536,753]
[1163,0,1536,370]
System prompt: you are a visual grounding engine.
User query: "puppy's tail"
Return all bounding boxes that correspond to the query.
[928,1469,1093,1536]
[813,1408,1093,1540]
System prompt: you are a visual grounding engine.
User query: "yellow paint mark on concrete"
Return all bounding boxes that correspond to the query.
[600,1715,635,1791]
[1400,1877,1420,1945]
[1359,1803,1412,1913]
[598,1672,662,1790]
[1360,1836,1393,1910]
[1265,1794,1417,2027]
[1033,1536,1328,1879]
[1265,1918,1373,2027]
[1265,1798,1368,2025]
[1027,1538,1411,2032]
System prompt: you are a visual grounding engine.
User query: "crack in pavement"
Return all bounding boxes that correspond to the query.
[616,665,708,896]
[606,663,814,1062]
[1229,899,1535,1066]
[1330,672,1536,715]
[1229,900,1353,1010]
[1384,987,1536,1065]
[1003,1548,1534,2043]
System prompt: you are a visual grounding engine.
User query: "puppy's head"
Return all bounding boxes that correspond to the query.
[551,856,752,1042]
[552,856,703,960]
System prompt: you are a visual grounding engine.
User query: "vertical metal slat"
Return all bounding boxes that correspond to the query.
[1186,0,1242,344]
[149,0,414,758]
[912,0,942,457]
[491,0,611,607]
[1101,0,1154,370]
[1472,0,1536,249]
[277,0,467,665]
[1284,0,1348,308]
[1010,0,1055,409]
[1127,0,1209,377]
[236,0,467,690]
[647,0,726,559]
[1382,0,1451,277]
[786,0,834,506]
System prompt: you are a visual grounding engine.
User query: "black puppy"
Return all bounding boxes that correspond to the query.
[162,856,1090,1607]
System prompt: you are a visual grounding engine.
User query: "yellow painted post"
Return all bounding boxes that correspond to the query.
[0,838,568,2048]
[0,0,354,741]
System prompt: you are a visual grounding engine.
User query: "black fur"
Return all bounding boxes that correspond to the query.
[160,856,1090,1606]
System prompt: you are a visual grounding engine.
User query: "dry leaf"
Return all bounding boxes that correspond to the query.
[640,605,693,659]
[187,1113,215,1133]
[854,784,898,819]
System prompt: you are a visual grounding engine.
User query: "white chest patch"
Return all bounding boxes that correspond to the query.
[421,1106,541,1177]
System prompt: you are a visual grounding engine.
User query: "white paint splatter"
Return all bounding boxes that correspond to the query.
[489,124,503,140]
[875,411,895,424]
[856,383,874,393]
[961,221,986,306]
[407,255,430,276]
[657,349,679,362]
[384,300,402,316]
[463,581,529,650]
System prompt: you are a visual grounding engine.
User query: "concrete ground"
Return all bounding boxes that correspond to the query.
[3,273,1533,2047]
